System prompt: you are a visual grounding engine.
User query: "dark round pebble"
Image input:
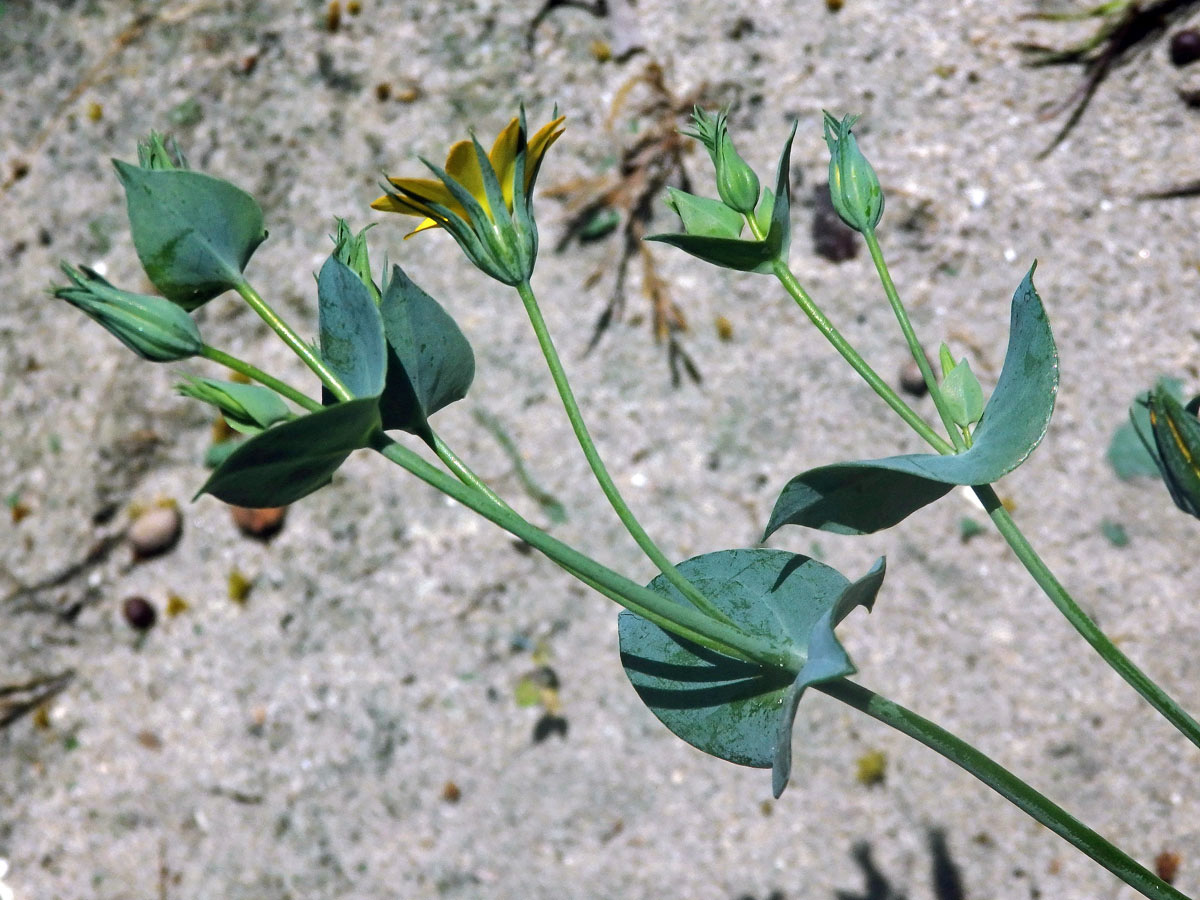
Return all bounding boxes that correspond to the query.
[1171,29,1200,67]
[122,596,157,631]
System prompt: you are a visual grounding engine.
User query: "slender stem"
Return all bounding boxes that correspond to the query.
[862,229,965,451]
[975,484,1200,750]
[371,433,801,671]
[745,211,766,241]
[819,679,1190,900]
[199,345,321,413]
[514,279,739,629]
[426,429,513,513]
[771,261,955,455]
[233,279,352,402]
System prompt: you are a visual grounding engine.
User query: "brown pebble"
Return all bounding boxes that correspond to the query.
[1156,851,1182,884]
[374,82,391,101]
[325,0,341,31]
[230,505,287,540]
[441,781,462,803]
[128,504,182,559]
[899,359,928,396]
[122,596,157,631]
[1171,29,1200,67]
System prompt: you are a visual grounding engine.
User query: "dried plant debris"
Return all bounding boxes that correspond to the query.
[527,0,645,59]
[0,670,74,729]
[1020,0,1200,157]
[550,61,741,385]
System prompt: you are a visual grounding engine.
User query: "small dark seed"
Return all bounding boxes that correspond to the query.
[899,359,928,396]
[122,596,157,631]
[1171,29,1200,67]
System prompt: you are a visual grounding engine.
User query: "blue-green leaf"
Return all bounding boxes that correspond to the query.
[618,549,882,797]
[765,265,1056,536]
[378,266,475,434]
[318,255,387,398]
[664,188,745,239]
[113,162,266,310]
[196,397,380,507]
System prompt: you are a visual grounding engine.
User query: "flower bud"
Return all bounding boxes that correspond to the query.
[331,218,381,303]
[52,263,203,362]
[684,108,761,215]
[136,131,188,170]
[1136,380,1200,519]
[823,112,883,234]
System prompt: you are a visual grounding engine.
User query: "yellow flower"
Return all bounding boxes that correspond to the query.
[372,114,565,237]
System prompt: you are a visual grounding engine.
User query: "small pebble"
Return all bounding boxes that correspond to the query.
[230,504,287,540]
[899,359,928,396]
[128,504,182,559]
[1156,850,1182,884]
[1171,29,1200,67]
[122,596,157,631]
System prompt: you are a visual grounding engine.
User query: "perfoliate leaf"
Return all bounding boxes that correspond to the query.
[618,549,882,797]
[114,162,266,310]
[197,397,380,507]
[378,266,475,435]
[765,265,1056,536]
[318,255,387,398]
[664,188,745,239]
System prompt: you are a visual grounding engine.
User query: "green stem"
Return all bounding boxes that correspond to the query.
[771,261,955,455]
[975,484,1200,751]
[425,429,513,513]
[819,679,1190,900]
[234,279,352,402]
[863,229,965,451]
[199,345,322,413]
[515,279,739,629]
[371,432,800,670]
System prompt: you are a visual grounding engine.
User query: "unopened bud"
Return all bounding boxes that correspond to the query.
[823,112,883,234]
[52,263,203,362]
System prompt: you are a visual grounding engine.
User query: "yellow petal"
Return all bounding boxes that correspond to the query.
[489,118,523,208]
[524,116,566,191]
[384,176,463,214]
[442,139,490,217]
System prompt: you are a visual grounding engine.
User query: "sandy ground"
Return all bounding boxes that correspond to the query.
[5,1,1200,898]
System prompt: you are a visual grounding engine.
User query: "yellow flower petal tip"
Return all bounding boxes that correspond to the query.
[371,110,565,284]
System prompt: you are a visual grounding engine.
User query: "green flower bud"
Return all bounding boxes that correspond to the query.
[940,357,984,428]
[177,376,292,435]
[52,263,203,362]
[683,107,761,215]
[1133,379,1200,519]
[331,218,381,304]
[136,131,188,170]
[823,111,884,234]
